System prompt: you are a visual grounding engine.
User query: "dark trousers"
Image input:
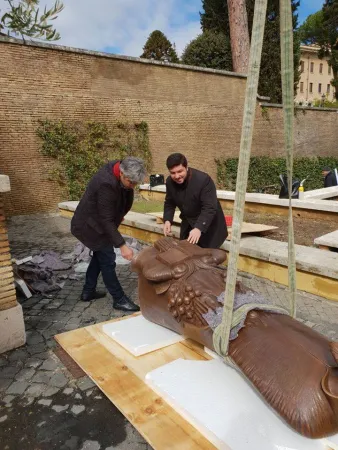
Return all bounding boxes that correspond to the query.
[83,247,124,301]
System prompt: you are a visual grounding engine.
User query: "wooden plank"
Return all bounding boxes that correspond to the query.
[0,255,12,266]
[0,296,17,311]
[0,246,10,254]
[147,212,278,236]
[0,288,16,299]
[55,317,216,450]
[0,282,15,293]
[0,266,14,275]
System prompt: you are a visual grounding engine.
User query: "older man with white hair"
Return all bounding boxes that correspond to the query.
[71,157,146,311]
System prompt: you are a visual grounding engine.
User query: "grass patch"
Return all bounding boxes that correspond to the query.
[131,199,164,214]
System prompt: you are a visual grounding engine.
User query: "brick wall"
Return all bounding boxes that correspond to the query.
[1,39,337,215]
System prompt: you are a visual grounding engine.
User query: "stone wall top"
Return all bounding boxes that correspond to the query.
[0,36,247,80]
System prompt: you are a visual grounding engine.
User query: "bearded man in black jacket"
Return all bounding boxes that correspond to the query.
[163,153,227,248]
[322,166,338,188]
[71,157,146,311]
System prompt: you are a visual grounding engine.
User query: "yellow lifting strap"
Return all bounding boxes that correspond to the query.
[213,0,297,358]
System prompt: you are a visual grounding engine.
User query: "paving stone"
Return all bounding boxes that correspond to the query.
[75,393,82,400]
[34,352,51,360]
[38,399,52,406]
[77,377,95,391]
[8,349,29,362]
[67,317,82,325]
[27,343,47,355]
[40,359,60,371]
[25,358,43,369]
[25,383,47,397]
[20,396,35,407]
[71,404,85,415]
[60,305,74,312]
[46,339,58,349]
[31,371,53,384]
[6,381,28,395]
[15,368,36,382]
[42,387,60,397]
[0,379,12,391]
[0,358,8,367]
[50,372,68,388]
[1,366,20,378]
[2,395,15,406]
[81,441,101,450]
[63,388,74,395]
[52,404,69,413]
[27,332,44,345]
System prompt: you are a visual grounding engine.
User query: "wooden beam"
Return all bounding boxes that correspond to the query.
[55,318,216,450]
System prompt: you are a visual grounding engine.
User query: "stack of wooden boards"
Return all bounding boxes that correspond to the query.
[0,197,17,311]
[148,212,278,240]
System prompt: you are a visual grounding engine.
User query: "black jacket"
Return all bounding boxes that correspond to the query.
[71,161,133,251]
[324,170,338,188]
[163,168,227,248]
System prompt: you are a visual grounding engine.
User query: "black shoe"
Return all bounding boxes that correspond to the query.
[113,295,140,312]
[80,290,106,302]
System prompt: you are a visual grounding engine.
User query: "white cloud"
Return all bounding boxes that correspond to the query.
[0,0,201,56]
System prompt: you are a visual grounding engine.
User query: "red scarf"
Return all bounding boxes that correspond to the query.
[113,162,121,180]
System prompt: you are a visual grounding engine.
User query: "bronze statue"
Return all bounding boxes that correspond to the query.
[132,237,338,439]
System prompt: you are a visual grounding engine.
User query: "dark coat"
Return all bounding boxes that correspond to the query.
[71,161,133,251]
[163,168,228,248]
[324,170,338,188]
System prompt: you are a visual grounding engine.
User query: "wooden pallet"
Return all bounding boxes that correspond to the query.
[55,314,216,450]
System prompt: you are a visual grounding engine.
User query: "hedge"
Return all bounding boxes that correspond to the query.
[216,156,338,193]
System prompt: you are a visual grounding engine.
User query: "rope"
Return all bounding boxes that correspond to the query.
[280,0,297,318]
[213,0,297,358]
[213,0,269,358]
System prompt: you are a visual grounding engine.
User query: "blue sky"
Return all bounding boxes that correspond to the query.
[0,0,326,57]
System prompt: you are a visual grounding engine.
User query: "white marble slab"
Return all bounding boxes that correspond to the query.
[57,205,338,280]
[139,185,338,213]
[102,314,184,356]
[304,186,338,200]
[146,358,331,450]
[314,230,338,249]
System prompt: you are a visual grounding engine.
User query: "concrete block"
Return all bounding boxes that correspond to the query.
[0,304,26,354]
[0,175,10,193]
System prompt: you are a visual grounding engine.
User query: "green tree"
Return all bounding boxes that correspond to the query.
[181,30,232,71]
[200,0,301,103]
[140,30,179,63]
[200,0,230,34]
[0,0,63,42]
[299,2,338,100]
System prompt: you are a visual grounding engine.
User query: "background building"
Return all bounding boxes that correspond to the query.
[296,45,335,104]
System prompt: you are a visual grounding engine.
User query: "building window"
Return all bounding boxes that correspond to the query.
[300,60,304,72]
[319,63,323,74]
[318,83,322,93]
[310,62,314,73]
[327,84,331,94]
[300,82,304,93]
[309,83,313,93]
[329,65,332,75]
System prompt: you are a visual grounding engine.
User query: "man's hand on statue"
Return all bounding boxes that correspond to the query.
[120,244,134,261]
[163,221,172,236]
[187,228,201,245]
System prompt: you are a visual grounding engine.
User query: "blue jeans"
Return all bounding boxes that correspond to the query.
[83,247,124,301]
